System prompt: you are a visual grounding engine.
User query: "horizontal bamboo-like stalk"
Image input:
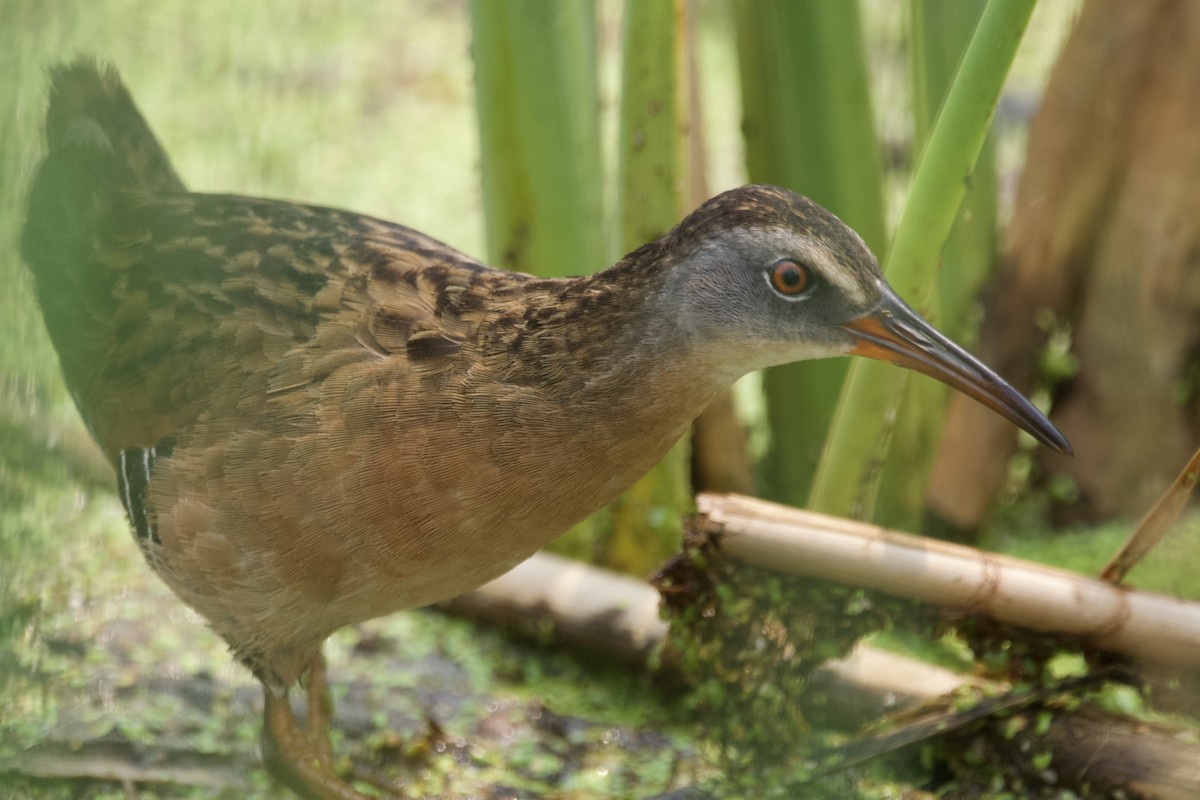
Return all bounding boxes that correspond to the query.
[444,549,1200,798]
[441,550,974,719]
[442,550,667,661]
[698,493,1200,668]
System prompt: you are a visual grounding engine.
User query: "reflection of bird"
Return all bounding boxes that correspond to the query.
[22,59,1070,799]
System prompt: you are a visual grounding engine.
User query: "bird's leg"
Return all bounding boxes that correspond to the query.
[303,650,336,769]
[262,654,369,800]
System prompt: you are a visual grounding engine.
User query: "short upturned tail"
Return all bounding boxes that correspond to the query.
[21,58,186,426]
[21,57,185,295]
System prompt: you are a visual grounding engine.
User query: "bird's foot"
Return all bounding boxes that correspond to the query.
[262,654,371,800]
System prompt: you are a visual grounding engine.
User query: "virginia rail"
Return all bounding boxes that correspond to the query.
[22,60,1070,799]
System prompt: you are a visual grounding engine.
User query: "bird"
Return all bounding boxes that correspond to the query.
[21,59,1070,800]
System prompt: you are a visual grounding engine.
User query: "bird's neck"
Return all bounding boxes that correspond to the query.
[478,262,726,501]
[516,259,726,411]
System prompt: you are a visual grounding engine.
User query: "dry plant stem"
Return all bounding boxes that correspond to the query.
[697,493,1200,668]
[445,551,974,718]
[441,551,667,661]
[1037,708,1200,800]
[1,740,250,790]
[1101,442,1200,583]
[450,551,1200,798]
[930,0,1200,526]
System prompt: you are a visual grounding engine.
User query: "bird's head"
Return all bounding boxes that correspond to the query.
[653,184,1071,455]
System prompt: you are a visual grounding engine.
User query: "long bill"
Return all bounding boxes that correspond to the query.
[841,285,1073,456]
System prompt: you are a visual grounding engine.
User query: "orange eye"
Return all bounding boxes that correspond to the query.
[770,260,810,296]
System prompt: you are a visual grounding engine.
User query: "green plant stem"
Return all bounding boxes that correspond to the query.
[468,0,606,277]
[874,0,998,531]
[809,0,1035,520]
[734,0,887,506]
[604,0,693,574]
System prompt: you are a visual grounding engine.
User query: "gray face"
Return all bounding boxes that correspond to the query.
[644,185,1071,457]
[660,188,887,379]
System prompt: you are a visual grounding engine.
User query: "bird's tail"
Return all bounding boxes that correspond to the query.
[21,58,185,290]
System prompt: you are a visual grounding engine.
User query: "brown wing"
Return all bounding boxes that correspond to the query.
[53,192,499,459]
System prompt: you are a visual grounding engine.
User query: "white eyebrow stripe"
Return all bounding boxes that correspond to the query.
[787,237,870,307]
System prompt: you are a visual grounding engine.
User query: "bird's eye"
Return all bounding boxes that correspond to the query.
[768,259,811,297]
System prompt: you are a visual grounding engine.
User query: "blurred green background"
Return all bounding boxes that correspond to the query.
[6,1,1196,798]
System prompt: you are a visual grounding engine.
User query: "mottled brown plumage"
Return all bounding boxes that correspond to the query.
[23,60,1068,800]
